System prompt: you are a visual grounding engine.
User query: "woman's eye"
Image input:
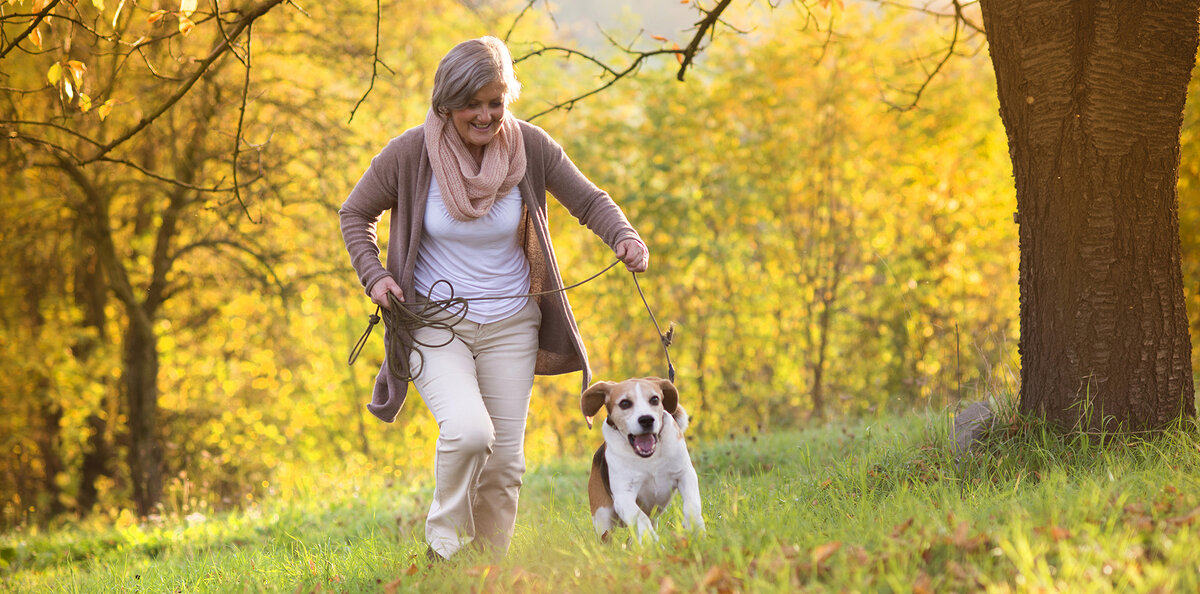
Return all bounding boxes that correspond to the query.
[618,400,633,410]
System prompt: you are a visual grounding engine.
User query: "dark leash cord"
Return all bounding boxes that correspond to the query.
[348,259,676,384]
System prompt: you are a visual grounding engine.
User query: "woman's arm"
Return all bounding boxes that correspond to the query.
[536,127,647,265]
[339,139,405,300]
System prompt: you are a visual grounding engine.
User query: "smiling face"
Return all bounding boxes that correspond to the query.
[581,378,679,459]
[448,80,507,161]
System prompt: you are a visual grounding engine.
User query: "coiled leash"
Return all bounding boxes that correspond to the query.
[348,259,675,383]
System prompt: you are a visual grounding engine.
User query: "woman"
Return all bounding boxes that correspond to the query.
[339,36,648,560]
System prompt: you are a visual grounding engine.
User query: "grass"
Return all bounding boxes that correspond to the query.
[4,404,1200,592]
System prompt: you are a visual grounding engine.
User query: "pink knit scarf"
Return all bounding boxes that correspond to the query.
[424,108,526,221]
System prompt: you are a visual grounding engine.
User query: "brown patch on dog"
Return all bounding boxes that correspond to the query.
[588,444,613,515]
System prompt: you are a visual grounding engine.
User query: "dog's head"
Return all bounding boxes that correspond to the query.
[581,377,679,458]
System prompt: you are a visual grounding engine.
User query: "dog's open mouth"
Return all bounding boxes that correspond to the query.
[628,433,657,458]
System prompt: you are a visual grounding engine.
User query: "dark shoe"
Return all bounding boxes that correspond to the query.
[425,545,446,563]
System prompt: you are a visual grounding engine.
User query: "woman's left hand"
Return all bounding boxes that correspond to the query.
[615,238,649,273]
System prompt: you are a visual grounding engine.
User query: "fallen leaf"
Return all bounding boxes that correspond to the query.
[658,576,678,594]
[700,566,738,593]
[1034,525,1071,541]
[847,544,871,565]
[913,570,934,594]
[891,517,914,537]
[382,576,405,594]
[810,541,842,567]
[951,521,969,545]
[1168,506,1200,527]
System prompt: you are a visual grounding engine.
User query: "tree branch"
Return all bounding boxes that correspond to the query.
[232,23,258,223]
[348,0,393,123]
[504,0,538,42]
[0,0,62,61]
[82,0,287,164]
[518,46,685,122]
[881,3,962,111]
[677,0,736,81]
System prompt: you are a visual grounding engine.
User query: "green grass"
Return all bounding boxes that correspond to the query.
[5,407,1200,592]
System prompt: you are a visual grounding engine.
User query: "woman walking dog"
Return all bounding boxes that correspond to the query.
[339,36,649,561]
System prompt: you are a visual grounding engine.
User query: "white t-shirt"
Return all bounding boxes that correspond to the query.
[413,176,531,323]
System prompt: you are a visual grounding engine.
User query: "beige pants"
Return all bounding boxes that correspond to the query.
[410,298,541,559]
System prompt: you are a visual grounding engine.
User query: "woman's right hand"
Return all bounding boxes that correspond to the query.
[370,277,405,309]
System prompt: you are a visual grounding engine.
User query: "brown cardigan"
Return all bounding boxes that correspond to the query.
[340,120,642,422]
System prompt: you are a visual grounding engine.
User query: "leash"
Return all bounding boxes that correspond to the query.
[348,259,676,383]
[631,271,675,384]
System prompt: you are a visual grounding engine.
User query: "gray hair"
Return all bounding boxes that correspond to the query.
[430,36,522,115]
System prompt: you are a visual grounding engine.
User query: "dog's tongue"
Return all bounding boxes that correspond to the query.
[633,434,656,456]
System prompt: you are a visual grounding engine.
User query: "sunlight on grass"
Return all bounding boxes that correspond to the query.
[5,407,1200,592]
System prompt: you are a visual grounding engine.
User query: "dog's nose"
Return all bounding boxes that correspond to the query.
[638,415,655,429]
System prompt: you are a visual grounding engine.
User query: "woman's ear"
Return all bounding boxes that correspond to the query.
[581,381,614,429]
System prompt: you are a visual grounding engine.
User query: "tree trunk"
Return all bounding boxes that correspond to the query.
[980,0,1198,430]
[123,314,162,516]
[73,217,113,516]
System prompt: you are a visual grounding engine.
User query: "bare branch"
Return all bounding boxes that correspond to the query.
[211,0,250,67]
[504,0,538,42]
[5,119,103,148]
[881,3,962,111]
[347,0,394,123]
[170,238,284,293]
[97,156,259,192]
[232,23,258,223]
[676,0,736,81]
[518,46,685,122]
[515,44,624,77]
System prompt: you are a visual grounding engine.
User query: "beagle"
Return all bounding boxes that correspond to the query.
[581,377,705,542]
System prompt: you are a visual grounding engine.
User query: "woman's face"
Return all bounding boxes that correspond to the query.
[450,80,507,156]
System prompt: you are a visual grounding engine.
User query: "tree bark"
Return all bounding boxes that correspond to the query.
[123,316,162,516]
[980,0,1198,430]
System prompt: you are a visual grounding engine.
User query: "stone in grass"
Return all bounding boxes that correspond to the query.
[952,401,994,457]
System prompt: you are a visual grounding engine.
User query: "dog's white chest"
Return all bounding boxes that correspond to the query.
[634,472,680,510]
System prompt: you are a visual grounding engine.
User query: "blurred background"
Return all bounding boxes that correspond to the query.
[2,0,1198,530]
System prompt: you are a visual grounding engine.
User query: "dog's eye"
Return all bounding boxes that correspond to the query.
[618,399,633,409]
[649,396,660,405]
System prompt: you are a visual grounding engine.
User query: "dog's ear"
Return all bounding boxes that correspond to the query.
[581,381,614,429]
[652,377,679,414]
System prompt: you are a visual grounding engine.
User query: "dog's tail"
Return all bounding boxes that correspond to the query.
[672,404,689,433]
